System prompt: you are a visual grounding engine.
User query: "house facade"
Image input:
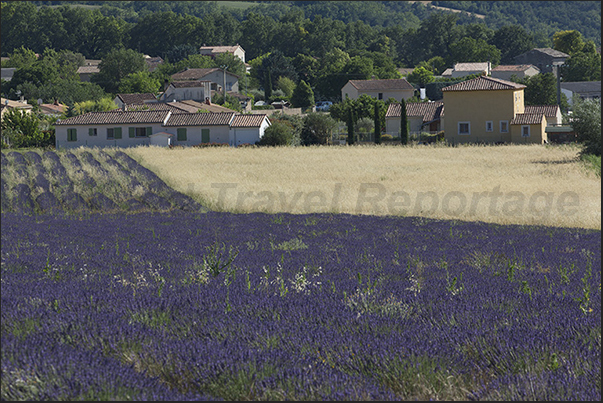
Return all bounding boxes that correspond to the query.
[199,45,246,63]
[55,110,270,148]
[171,68,239,93]
[442,62,491,78]
[490,64,540,81]
[441,76,547,144]
[524,104,562,126]
[385,101,444,136]
[114,93,157,109]
[560,81,601,106]
[159,81,213,103]
[513,48,569,75]
[341,78,415,101]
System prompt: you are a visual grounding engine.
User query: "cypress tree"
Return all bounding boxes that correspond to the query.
[400,98,409,145]
[374,101,381,144]
[347,107,355,145]
[264,68,272,101]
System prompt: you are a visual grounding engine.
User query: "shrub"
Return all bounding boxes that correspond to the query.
[571,98,601,156]
[258,121,294,146]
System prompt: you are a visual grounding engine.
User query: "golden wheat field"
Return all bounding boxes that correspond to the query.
[125,144,601,230]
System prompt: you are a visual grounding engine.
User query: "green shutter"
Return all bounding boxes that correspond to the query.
[146,127,153,136]
[129,127,135,138]
[89,128,94,136]
[201,128,210,143]
[114,127,122,139]
[177,128,187,141]
[68,128,77,142]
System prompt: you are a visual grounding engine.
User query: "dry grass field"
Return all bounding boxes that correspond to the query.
[125,144,601,230]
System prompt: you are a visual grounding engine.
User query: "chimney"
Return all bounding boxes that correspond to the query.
[205,97,211,105]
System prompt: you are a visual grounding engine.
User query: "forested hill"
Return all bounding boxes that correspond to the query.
[23,1,602,45]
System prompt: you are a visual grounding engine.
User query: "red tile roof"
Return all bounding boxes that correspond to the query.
[524,105,560,117]
[386,101,444,122]
[170,80,211,88]
[56,110,170,125]
[491,64,537,72]
[348,78,414,91]
[441,76,526,92]
[162,112,235,127]
[231,114,269,128]
[116,93,157,105]
[510,113,545,125]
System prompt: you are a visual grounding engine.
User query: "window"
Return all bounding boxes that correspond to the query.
[129,127,151,138]
[521,125,530,137]
[378,93,383,100]
[486,121,493,132]
[201,128,210,143]
[177,128,187,141]
[500,120,509,133]
[107,127,122,140]
[458,122,470,135]
[88,128,97,136]
[67,128,77,142]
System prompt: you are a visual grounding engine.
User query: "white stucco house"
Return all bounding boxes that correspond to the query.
[385,101,445,136]
[171,67,239,93]
[199,45,246,63]
[441,62,491,78]
[341,78,415,101]
[55,110,270,148]
[158,81,213,103]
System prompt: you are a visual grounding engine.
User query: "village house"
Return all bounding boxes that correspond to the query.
[513,48,569,75]
[158,81,213,103]
[171,67,239,93]
[341,78,415,101]
[199,45,246,63]
[1,97,33,119]
[490,64,540,81]
[114,93,157,109]
[384,101,444,137]
[560,81,601,106]
[441,75,547,144]
[54,109,270,148]
[441,62,491,78]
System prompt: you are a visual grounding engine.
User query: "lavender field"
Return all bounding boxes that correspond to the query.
[1,149,601,400]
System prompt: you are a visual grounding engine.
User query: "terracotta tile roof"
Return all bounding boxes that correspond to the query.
[348,78,414,91]
[171,68,221,80]
[162,112,235,127]
[56,110,170,125]
[170,80,211,88]
[441,76,526,92]
[125,102,199,113]
[180,100,236,113]
[533,48,570,58]
[386,102,444,122]
[199,45,243,53]
[77,65,100,74]
[524,105,560,117]
[510,113,545,125]
[231,114,268,128]
[491,64,537,72]
[116,93,157,105]
[453,62,489,71]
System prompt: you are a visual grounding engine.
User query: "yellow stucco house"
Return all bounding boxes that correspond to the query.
[441,76,547,144]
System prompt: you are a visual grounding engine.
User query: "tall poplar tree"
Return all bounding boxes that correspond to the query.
[400,98,408,145]
[347,107,355,145]
[373,101,381,144]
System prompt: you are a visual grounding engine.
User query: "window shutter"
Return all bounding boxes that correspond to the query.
[146,127,153,136]
[177,128,187,141]
[202,128,210,143]
[68,129,77,141]
[129,127,135,138]
[89,128,94,136]
[115,127,122,139]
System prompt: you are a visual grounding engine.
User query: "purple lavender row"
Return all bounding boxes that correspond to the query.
[1,211,600,400]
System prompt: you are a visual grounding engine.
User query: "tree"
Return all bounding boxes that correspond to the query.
[406,66,434,87]
[264,69,273,100]
[276,76,296,98]
[290,80,314,109]
[491,25,534,65]
[91,48,147,94]
[0,108,49,148]
[118,71,161,94]
[258,121,294,146]
[518,73,567,108]
[571,98,601,157]
[449,37,501,65]
[301,113,337,145]
[347,107,356,145]
[373,101,381,144]
[562,52,601,82]
[552,30,585,56]
[5,46,38,68]
[164,43,199,64]
[400,98,408,145]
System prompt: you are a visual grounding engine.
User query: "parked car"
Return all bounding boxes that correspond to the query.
[315,101,333,112]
